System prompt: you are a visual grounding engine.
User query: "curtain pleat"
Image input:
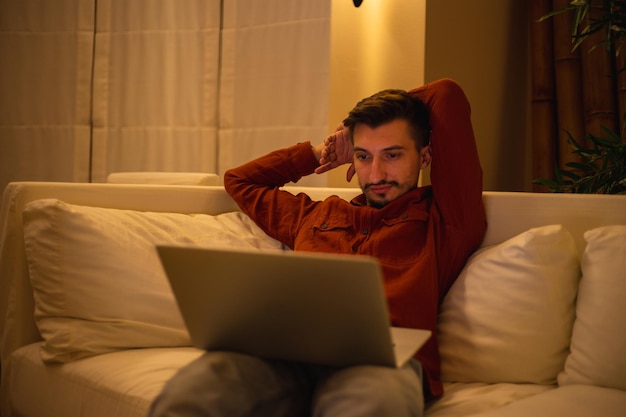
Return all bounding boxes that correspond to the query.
[90,0,222,182]
[1,1,332,189]
[0,0,95,191]
[218,0,331,186]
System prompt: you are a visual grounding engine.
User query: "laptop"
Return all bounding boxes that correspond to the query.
[157,245,431,368]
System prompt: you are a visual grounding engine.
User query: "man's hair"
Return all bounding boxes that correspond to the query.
[342,89,430,149]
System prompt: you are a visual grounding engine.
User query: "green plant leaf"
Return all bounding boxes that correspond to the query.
[560,169,582,180]
[537,5,577,22]
[564,161,591,171]
[535,1,626,194]
[601,125,621,142]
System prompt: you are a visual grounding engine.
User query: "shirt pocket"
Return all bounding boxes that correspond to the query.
[295,216,355,253]
[373,212,429,265]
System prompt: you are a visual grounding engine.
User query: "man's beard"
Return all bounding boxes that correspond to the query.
[361,180,400,208]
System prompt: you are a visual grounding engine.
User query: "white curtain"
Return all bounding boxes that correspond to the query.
[0,0,331,191]
[0,0,95,189]
[91,0,222,182]
[218,0,331,186]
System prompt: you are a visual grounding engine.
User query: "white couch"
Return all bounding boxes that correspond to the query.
[1,181,625,417]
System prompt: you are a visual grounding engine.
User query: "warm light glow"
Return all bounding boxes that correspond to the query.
[328,0,426,187]
[331,0,425,95]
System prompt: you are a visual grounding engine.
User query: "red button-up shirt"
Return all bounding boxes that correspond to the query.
[224,79,487,399]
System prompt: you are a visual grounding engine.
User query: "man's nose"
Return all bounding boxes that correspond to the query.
[369,157,385,183]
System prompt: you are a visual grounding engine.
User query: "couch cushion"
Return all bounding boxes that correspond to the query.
[10,343,204,417]
[424,382,554,417]
[22,199,282,363]
[463,385,626,417]
[558,225,626,390]
[438,225,580,384]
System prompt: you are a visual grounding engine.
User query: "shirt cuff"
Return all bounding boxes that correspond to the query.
[290,141,322,176]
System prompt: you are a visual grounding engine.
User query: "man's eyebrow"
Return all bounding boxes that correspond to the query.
[353,145,407,152]
[383,145,407,151]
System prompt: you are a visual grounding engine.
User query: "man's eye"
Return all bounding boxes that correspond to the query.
[356,154,369,161]
[387,153,399,159]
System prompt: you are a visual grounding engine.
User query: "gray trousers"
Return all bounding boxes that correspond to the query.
[148,352,425,417]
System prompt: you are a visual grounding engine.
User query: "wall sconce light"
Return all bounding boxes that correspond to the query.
[353,0,363,7]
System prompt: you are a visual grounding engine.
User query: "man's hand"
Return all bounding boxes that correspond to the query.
[314,124,356,181]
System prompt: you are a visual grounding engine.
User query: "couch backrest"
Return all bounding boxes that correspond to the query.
[2,182,626,380]
[481,191,626,253]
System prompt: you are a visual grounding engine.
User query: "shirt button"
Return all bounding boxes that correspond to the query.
[320,223,328,229]
[361,229,368,235]
[352,245,358,252]
[401,213,408,219]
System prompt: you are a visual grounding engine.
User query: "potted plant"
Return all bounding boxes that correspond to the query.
[533,0,626,194]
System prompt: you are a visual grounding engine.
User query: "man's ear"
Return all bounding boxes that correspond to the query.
[420,145,432,169]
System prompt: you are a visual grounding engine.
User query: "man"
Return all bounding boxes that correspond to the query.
[149,78,486,417]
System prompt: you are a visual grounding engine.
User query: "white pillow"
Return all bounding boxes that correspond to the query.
[438,225,580,384]
[22,199,283,363]
[558,225,626,390]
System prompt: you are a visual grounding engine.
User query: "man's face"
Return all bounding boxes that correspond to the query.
[353,119,431,208]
